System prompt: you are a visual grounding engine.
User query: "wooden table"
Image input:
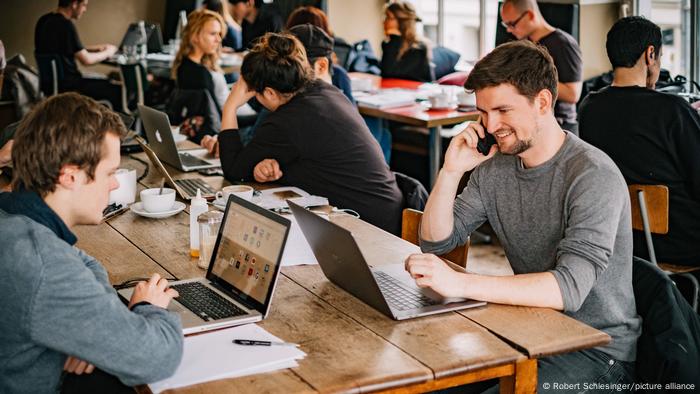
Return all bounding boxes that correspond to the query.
[70,151,610,393]
[351,73,480,186]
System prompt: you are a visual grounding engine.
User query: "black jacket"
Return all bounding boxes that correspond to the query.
[633,257,700,389]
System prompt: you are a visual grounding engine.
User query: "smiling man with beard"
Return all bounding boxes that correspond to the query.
[404,40,640,391]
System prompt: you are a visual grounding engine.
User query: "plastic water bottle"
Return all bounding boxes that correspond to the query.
[189,189,208,258]
[137,20,148,59]
[175,10,187,41]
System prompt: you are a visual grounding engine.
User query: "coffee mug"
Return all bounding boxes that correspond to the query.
[457,91,476,106]
[216,185,254,202]
[140,188,176,213]
[429,92,451,109]
[109,168,137,206]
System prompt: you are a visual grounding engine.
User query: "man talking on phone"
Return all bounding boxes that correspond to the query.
[404,40,640,391]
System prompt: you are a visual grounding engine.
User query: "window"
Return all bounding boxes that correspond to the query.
[649,0,691,77]
[406,0,500,63]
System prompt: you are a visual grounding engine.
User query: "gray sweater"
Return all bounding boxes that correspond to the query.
[0,210,183,393]
[421,132,641,361]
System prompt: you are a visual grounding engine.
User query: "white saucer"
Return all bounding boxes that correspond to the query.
[130,201,186,219]
[422,101,458,111]
[173,133,187,143]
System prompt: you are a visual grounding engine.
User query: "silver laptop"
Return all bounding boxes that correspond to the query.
[138,104,220,172]
[119,194,291,335]
[288,201,485,320]
[134,135,217,200]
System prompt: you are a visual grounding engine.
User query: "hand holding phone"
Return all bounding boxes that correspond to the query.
[476,131,497,155]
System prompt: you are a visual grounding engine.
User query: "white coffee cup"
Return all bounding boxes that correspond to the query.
[140,188,176,213]
[457,91,476,106]
[216,185,254,202]
[429,92,451,109]
[109,168,137,206]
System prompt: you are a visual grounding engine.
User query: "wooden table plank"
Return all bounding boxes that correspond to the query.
[74,222,173,284]
[460,304,611,359]
[160,370,314,394]
[285,265,524,380]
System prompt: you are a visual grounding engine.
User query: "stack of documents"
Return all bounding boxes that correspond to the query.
[149,324,306,393]
[355,89,417,109]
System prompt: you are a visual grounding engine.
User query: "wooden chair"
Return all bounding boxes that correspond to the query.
[401,208,469,269]
[628,184,699,311]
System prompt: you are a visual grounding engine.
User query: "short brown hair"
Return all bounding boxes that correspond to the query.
[12,92,126,196]
[465,40,558,106]
[286,6,332,36]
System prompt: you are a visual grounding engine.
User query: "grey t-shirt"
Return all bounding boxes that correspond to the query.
[421,132,641,361]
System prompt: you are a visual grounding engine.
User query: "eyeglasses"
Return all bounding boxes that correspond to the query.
[501,11,528,29]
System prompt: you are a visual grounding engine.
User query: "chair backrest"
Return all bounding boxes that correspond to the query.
[628,184,669,234]
[401,208,469,268]
[119,62,148,115]
[34,53,63,96]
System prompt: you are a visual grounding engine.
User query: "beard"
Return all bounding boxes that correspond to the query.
[496,128,532,155]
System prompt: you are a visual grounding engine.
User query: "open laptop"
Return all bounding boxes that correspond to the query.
[119,194,291,335]
[134,135,217,200]
[138,104,220,172]
[118,22,164,54]
[288,201,485,320]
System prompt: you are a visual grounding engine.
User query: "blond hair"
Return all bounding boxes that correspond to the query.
[172,9,226,78]
[386,1,422,59]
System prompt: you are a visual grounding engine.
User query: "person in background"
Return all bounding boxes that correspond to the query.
[229,0,283,49]
[172,9,228,109]
[381,1,432,82]
[202,0,242,52]
[500,0,582,134]
[214,33,403,234]
[285,5,353,101]
[0,92,182,393]
[406,40,639,392]
[579,16,700,267]
[0,40,10,169]
[34,0,121,109]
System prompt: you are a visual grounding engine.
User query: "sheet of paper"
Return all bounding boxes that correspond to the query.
[149,324,306,393]
[280,213,319,266]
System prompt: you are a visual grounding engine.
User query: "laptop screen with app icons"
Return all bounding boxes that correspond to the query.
[207,195,290,313]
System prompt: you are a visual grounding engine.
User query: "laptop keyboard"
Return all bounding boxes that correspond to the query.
[179,152,212,168]
[171,282,248,321]
[373,271,439,311]
[175,178,216,197]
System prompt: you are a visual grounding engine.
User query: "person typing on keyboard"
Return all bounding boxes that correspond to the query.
[405,41,640,392]
[0,93,183,393]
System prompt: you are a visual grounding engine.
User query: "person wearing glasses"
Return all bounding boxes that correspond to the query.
[500,0,582,135]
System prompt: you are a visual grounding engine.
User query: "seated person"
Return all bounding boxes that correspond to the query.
[34,0,120,109]
[173,9,228,110]
[381,1,432,82]
[215,33,403,234]
[406,41,640,391]
[230,0,283,50]
[285,6,353,102]
[203,0,242,52]
[579,16,700,266]
[0,92,182,392]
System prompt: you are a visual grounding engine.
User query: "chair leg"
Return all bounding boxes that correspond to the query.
[637,190,658,265]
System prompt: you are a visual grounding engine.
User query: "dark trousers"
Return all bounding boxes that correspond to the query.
[61,369,135,394]
[435,349,635,394]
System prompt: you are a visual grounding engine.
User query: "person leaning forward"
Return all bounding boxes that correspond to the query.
[0,93,183,393]
[404,41,640,392]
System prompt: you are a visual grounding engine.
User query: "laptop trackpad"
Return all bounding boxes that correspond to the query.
[377,264,467,304]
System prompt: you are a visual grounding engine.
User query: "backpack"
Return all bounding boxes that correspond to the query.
[346,39,381,76]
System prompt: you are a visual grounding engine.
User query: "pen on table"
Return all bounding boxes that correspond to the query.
[233,339,299,347]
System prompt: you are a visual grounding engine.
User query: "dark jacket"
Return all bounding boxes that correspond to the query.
[633,257,700,389]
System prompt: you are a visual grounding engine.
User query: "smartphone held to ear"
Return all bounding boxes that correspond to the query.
[476,118,497,155]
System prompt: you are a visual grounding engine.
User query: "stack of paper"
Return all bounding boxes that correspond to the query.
[356,89,417,109]
[149,324,306,393]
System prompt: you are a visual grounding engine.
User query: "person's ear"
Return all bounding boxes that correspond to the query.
[536,88,553,114]
[314,58,329,75]
[645,46,655,66]
[56,165,81,190]
[262,87,278,102]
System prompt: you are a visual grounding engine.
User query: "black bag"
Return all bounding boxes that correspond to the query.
[394,171,429,211]
[346,39,381,76]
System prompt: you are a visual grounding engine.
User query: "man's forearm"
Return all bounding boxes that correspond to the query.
[557,81,582,104]
[456,271,564,309]
[420,169,462,242]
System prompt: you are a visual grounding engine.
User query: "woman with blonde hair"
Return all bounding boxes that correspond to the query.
[381,1,432,82]
[172,9,229,108]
